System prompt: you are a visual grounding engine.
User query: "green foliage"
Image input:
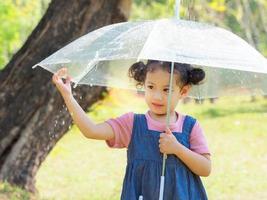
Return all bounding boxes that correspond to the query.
[0,0,50,70]
[130,0,175,20]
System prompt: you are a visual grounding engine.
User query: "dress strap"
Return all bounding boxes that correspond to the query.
[132,114,148,132]
[182,115,197,139]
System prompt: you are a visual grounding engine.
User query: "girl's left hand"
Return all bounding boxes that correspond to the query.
[159,128,180,154]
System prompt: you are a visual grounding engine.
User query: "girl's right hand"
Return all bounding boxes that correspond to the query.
[52,68,73,98]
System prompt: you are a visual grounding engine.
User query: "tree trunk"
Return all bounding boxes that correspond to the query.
[0,0,131,193]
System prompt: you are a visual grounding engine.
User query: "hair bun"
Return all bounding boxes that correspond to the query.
[128,61,147,87]
[188,68,205,85]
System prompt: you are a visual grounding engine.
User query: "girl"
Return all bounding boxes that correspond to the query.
[52,60,211,200]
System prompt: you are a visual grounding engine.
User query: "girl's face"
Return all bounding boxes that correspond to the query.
[144,66,190,115]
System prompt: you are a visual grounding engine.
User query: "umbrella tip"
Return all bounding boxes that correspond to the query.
[32,64,38,69]
[73,82,78,88]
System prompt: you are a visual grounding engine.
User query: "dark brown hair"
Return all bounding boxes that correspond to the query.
[128,60,205,88]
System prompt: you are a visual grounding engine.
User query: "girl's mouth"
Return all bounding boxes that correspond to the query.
[152,103,164,107]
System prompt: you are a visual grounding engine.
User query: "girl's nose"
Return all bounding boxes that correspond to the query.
[153,91,163,100]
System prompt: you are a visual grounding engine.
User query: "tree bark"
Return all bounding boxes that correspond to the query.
[0,0,131,193]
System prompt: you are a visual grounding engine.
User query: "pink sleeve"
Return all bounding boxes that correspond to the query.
[105,112,134,148]
[189,121,211,155]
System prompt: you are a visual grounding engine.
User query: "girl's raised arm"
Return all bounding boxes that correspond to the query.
[52,68,115,140]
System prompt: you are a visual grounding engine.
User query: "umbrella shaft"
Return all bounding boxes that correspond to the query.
[175,0,181,19]
[159,62,175,199]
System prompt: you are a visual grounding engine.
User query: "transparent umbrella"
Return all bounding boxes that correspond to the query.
[33,18,267,98]
[33,2,267,200]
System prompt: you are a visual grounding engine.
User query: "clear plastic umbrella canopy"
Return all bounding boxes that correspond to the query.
[33,18,267,98]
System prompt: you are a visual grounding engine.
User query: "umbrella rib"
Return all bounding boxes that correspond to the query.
[137,21,158,61]
[73,59,99,88]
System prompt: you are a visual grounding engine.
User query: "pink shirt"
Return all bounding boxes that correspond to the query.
[105,111,210,155]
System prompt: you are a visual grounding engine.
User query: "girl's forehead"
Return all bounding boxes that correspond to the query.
[145,69,179,86]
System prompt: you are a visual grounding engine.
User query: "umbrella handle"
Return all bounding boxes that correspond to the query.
[159,176,165,200]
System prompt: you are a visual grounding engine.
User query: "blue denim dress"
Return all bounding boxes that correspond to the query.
[120,114,208,200]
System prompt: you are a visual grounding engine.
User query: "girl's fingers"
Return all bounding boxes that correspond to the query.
[65,75,72,85]
[58,68,67,78]
[55,67,67,79]
[52,73,58,83]
[52,73,64,87]
[165,127,172,135]
[53,67,72,84]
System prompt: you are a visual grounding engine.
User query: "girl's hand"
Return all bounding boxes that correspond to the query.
[52,68,73,98]
[159,128,180,155]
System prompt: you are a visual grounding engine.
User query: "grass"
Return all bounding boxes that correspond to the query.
[2,89,267,199]
[0,182,34,200]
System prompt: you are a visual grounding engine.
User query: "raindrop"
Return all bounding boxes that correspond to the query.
[62,121,65,125]
[89,84,93,87]
[79,96,83,100]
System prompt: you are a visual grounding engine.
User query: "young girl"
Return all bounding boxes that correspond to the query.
[52,60,211,200]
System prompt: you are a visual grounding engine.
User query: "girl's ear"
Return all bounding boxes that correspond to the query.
[180,85,191,97]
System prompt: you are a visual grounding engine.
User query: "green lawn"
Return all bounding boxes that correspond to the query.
[33,90,267,200]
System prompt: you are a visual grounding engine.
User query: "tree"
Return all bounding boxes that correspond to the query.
[0,0,131,192]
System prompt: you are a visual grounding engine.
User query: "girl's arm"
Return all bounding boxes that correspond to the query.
[159,128,211,177]
[63,94,115,140]
[173,143,211,177]
[52,68,115,140]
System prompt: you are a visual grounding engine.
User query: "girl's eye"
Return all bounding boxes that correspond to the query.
[147,85,153,89]
[164,88,174,93]
[164,88,169,92]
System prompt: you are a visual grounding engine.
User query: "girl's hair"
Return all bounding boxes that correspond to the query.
[128,60,205,88]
